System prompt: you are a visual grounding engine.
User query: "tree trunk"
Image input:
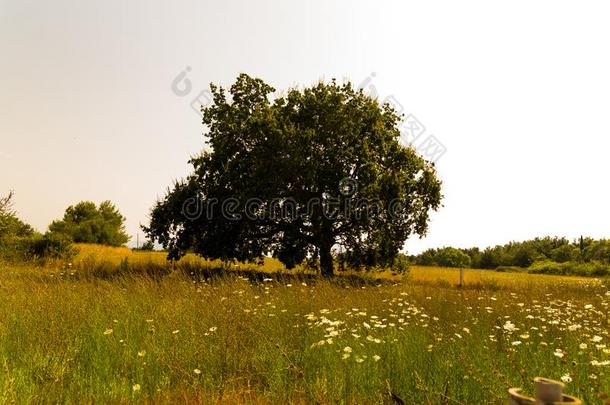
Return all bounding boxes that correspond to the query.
[319,242,334,277]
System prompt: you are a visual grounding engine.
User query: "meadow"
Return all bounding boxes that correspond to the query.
[0,244,609,404]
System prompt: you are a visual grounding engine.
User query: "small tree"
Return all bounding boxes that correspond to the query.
[0,191,34,238]
[49,201,129,246]
[144,74,442,276]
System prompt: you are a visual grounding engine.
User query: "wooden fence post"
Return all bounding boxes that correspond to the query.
[459,267,464,287]
[508,377,582,404]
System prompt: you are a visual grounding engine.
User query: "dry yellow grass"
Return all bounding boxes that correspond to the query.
[71,243,598,288]
[73,243,288,273]
[409,265,597,288]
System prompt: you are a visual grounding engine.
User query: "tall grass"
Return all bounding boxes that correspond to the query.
[0,245,608,403]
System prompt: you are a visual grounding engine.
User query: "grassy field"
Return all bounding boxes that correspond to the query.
[1,245,609,403]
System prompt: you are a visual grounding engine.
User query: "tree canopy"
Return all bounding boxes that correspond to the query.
[144,74,442,276]
[49,201,129,246]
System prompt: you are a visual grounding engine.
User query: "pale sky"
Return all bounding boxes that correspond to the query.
[1,1,609,253]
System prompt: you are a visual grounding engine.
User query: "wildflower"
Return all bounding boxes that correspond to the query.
[554,349,565,358]
[343,346,352,353]
[560,374,572,383]
[591,335,603,343]
[512,341,522,346]
[342,353,351,360]
[310,340,326,348]
[579,343,588,350]
[194,368,201,375]
[209,326,217,332]
[103,329,113,335]
[519,334,530,339]
[503,321,517,332]
[132,384,141,392]
[355,357,364,363]
[137,351,146,357]
[584,304,593,309]
[172,330,180,334]
[373,355,381,362]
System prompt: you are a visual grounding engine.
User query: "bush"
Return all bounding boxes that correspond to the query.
[0,236,34,262]
[528,260,610,277]
[29,233,79,261]
[0,233,78,263]
[391,254,410,275]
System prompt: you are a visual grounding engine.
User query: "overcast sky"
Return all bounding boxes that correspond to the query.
[1,1,609,253]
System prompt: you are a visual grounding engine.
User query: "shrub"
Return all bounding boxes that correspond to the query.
[29,233,79,261]
[0,233,78,263]
[528,260,610,277]
[0,236,34,262]
[391,254,410,275]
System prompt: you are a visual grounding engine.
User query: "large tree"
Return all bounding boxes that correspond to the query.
[144,74,442,276]
[49,201,129,246]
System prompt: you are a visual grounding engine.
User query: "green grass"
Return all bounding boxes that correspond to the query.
[0,246,609,403]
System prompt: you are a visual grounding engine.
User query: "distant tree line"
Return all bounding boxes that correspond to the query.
[412,236,610,276]
[0,193,130,263]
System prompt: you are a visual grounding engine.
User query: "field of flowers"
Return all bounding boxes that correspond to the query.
[0,245,609,403]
